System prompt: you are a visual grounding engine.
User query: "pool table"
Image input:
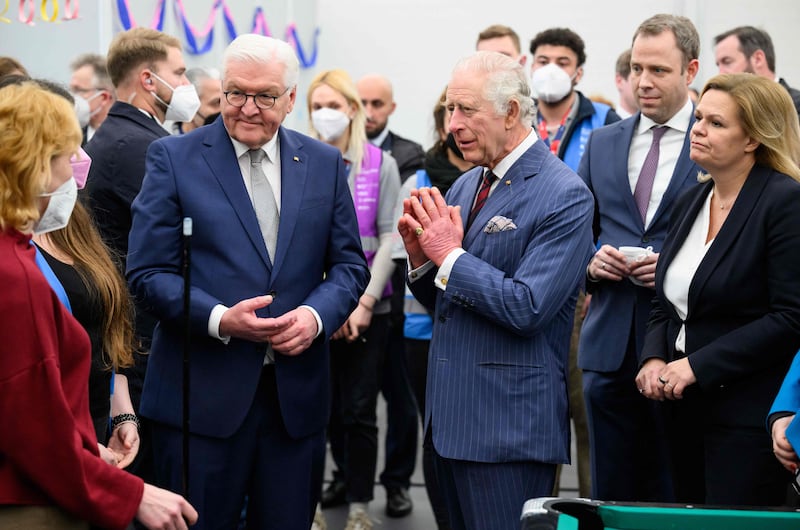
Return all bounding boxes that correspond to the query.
[521,497,800,530]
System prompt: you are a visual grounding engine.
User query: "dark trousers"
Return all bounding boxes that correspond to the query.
[406,338,450,529]
[379,319,419,490]
[665,393,792,506]
[151,366,325,530]
[328,313,389,502]
[432,438,556,530]
[582,334,674,502]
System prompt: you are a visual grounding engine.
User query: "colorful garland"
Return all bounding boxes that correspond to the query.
[117,0,319,66]
[2,0,319,68]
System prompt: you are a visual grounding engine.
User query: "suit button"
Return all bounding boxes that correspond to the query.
[438,315,447,323]
[642,237,652,243]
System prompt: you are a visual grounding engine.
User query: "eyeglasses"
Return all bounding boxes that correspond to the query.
[71,86,101,97]
[224,86,291,110]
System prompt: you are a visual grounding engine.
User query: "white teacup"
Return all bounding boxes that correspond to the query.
[619,246,654,286]
[619,245,653,263]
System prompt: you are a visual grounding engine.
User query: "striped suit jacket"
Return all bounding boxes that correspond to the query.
[410,140,594,463]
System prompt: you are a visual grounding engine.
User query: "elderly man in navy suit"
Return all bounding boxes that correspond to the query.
[398,51,594,529]
[577,14,703,502]
[126,34,369,530]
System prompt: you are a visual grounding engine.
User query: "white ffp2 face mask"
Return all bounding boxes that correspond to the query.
[35,178,78,235]
[151,72,201,122]
[531,63,575,103]
[73,91,104,128]
[311,108,351,142]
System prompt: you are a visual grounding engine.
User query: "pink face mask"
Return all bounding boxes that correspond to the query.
[70,147,92,189]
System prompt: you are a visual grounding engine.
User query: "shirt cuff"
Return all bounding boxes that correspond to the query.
[435,248,466,291]
[208,304,231,344]
[299,305,323,338]
[407,259,434,283]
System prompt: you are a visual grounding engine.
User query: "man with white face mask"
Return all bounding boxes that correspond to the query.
[84,27,195,486]
[529,28,620,171]
[528,27,621,500]
[69,53,115,145]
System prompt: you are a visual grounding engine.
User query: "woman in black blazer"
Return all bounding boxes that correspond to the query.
[636,74,800,506]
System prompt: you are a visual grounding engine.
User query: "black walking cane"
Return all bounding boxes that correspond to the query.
[182,217,193,496]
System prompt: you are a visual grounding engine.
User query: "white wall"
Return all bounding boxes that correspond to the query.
[2,0,799,147]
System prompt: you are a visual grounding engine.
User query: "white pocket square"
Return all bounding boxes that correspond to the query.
[484,216,517,233]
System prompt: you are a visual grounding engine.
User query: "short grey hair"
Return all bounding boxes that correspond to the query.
[186,66,220,96]
[452,51,533,124]
[223,34,299,89]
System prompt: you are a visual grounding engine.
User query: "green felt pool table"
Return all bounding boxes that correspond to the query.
[521,497,800,530]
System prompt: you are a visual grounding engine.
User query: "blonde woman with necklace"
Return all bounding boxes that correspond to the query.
[636,74,800,506]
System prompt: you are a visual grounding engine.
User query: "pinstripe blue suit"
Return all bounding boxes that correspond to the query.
[409,139,594,527]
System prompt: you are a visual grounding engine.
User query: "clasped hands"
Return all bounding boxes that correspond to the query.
[219,295,318,356]
[589,244,658,288]
[397,186,464,269]
[635,357,697,401]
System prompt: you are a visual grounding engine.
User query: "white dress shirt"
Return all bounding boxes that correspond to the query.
[663,190,714,353]
[628,98,694,228]
[207,133,322,349]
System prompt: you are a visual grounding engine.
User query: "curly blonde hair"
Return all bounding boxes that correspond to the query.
[0,83,81,232]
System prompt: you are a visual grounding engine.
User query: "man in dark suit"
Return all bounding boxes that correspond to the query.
[713,25,800,122]
[83,27,198,482]
[85,27,194,273]
[398,51,593,529]
[68,53,115,145]
[577,14,703,502]
[126,34,369,530]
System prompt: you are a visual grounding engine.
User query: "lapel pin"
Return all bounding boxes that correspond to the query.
[293,156,300,162]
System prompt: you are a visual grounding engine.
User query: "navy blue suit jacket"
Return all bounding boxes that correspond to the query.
[577,113,701,372]
[410,139,594,464]
[127,120,369,439]
[642,167,800,428]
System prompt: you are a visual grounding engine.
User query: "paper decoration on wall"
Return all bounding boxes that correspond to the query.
[1,0,81,24]
[116,0,319,67]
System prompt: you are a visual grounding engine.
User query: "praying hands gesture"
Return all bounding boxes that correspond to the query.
[398,187,463,268]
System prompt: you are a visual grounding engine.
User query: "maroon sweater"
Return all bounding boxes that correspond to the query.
[0,229,143,529]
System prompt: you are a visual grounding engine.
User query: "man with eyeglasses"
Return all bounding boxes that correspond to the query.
[69,53,115,145]
[127,34,369,530]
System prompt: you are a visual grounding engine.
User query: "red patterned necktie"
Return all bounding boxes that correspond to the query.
[468,170,497,229]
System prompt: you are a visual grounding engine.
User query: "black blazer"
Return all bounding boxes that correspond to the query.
[83,101,169,266]
[641,164,800,428]
[380,131,424,182]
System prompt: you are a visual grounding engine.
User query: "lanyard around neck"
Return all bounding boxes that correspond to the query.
[537,107,571,155]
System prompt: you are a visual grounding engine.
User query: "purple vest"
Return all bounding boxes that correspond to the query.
[352,143,392,298]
